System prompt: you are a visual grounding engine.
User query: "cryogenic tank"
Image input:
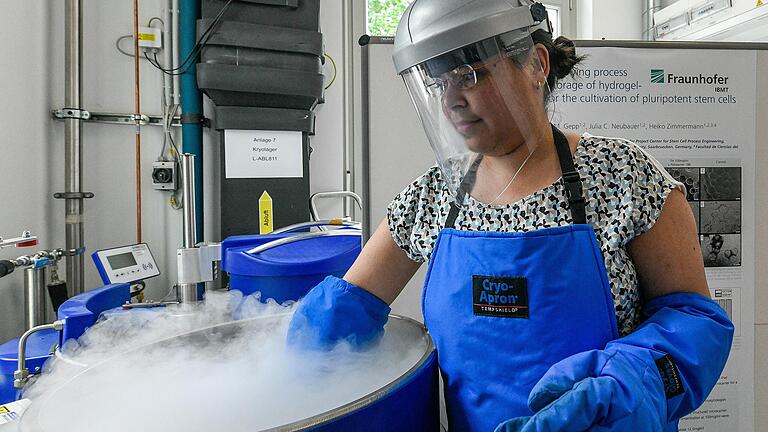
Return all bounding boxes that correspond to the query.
[222,225,362,304]
[14,314,439,432]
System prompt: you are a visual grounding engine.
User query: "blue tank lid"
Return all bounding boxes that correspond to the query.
[0,329,58,375]
[224,233,362,277]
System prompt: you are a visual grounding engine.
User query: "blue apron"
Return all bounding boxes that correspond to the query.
[423,126,619,431]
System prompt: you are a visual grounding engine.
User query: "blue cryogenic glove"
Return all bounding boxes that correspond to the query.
[496,292,734,432]
[287,276,391,351]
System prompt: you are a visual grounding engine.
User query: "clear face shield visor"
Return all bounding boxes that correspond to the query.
[400,29,548,204]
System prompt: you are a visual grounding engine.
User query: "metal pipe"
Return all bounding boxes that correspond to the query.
[172,0,181,106]
[247,231,362,255]
[162,2,173,108]
[360,41,371,244]
[342,0,355,219]
[24,267,48,330]
[180,0,204,244]
[178,283,198,304]
[181,154,197,249]
[64,0,85,297]
[133,0,143,243]
[14,321,65,389]
[179,153,199,304]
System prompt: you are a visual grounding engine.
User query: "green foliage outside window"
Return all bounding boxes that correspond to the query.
[367,0,412,36]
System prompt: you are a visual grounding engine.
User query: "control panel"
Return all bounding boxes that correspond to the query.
[92,243,160,285]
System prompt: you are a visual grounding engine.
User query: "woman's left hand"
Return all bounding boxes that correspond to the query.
[495,292,733,432]
[494,348,666,432]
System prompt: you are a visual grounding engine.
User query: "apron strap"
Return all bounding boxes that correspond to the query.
[445,198,462,230]
[444,124,587,229]
[445,156,482,229]
[551,125,587,225]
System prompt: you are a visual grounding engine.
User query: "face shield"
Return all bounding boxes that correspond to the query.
[400,29,549,204]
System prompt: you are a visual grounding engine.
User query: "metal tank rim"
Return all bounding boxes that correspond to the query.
[19,313,435,432]
[269,313,435,431]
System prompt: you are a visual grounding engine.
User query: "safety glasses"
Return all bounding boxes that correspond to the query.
[424,63,489,97]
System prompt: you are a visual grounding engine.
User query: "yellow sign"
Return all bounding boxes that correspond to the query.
[138,33,157,41]
[259,191,274,234]
[0,406,9,414]
[758,0,764,6]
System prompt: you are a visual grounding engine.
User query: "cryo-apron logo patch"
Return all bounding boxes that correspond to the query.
[650,69,665,84]
[655,354,685,399]
[472,276,528,318]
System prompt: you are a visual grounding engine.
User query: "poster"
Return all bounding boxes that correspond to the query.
[553,47,757,432]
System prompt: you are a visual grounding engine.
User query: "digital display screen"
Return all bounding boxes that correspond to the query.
[107,252,137,270]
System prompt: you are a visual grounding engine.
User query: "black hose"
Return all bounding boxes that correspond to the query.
[0,260,15,278]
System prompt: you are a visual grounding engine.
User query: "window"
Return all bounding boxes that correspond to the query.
[545,5,562,38]
[366,0,566,37]
[367,0,412,36]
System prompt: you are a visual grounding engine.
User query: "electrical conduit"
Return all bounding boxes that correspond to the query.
[133,0,143,243]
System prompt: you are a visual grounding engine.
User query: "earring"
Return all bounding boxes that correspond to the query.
[536,81,542,90]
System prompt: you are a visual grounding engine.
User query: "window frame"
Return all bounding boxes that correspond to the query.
[542,0,576,38]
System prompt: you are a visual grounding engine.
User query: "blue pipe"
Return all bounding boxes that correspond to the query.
[180,0,204,243]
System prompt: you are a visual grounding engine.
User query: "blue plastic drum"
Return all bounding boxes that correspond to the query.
[0,330,59,405]
[222,231,362,303]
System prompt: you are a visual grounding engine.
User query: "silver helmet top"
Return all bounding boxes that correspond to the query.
[392,0,551,75]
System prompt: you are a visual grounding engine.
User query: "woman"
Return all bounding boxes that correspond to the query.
[288,1,733,431]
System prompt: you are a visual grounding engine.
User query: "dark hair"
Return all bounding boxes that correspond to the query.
[531,30,585,94]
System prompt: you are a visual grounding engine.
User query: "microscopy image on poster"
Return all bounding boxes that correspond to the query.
[668,167,701,200]
[701,167,742,200]
[665,165,743,268]
[702,234,742,267]
[701,201,741,234]
[689,202,700,231]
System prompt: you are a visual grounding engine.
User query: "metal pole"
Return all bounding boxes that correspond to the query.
[162,1,173,107]
[64,0,85,297]
[179,154,198,303]
[24,267,48,330]
[360,42,371,244]
[181,154,197,249]
[342,0,355,219]
[172,0,181,106]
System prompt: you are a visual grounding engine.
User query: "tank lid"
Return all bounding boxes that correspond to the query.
[224,234,361,277]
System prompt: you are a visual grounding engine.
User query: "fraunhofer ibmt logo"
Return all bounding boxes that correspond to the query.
[651,69,665,83]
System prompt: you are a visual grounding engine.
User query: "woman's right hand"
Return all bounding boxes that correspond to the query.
[286,276,391,351]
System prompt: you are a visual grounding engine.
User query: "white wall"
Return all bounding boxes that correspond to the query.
[0,1,52,341]
[577,0,645,40]
[0,0,347,343]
